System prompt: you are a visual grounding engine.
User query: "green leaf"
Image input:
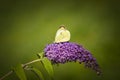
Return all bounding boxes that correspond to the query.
[13,64,27,80]
[37,52,44,59]
[32,67,45,80]
[42,57,54,79]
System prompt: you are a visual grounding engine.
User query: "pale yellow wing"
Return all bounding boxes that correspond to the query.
[55,26,70,43]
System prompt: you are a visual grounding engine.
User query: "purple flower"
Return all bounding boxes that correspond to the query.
[44,42,101,75]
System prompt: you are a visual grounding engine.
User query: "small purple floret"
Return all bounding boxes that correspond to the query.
[44,42,101,75]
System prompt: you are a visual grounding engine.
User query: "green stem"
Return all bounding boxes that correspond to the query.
[0,71,13,80]
[0,59,42,80]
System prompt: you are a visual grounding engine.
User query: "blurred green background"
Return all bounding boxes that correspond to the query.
[0,0,120,80]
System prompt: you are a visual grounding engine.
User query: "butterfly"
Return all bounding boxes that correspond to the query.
[54,25,70,43]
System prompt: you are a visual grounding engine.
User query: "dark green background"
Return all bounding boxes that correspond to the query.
[0,0,120,80]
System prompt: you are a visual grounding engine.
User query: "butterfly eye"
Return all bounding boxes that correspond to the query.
[59,25,65,29]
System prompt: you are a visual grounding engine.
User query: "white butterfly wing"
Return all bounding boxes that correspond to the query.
[55,28,70,43]
[61,30,70,42]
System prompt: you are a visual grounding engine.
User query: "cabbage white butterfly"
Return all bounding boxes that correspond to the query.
[54,25,70,43]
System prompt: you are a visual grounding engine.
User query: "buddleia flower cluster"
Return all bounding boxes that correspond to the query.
[44,42,101,75]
